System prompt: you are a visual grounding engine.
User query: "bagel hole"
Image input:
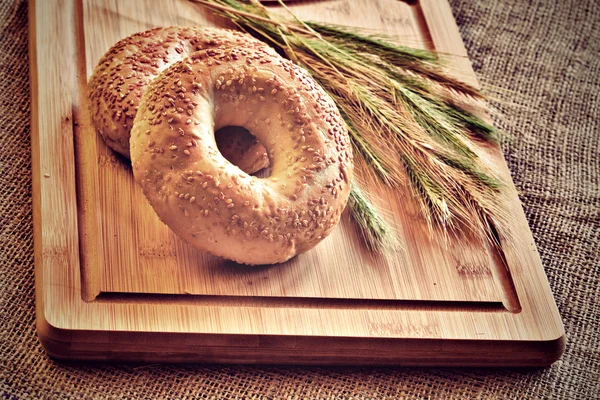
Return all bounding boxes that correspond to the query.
[215,126,270,178]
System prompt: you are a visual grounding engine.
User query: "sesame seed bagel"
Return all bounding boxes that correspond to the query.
[130,47,354,265]
[88,26,271,173]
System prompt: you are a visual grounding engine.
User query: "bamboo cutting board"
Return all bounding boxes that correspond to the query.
[30,0,565,365]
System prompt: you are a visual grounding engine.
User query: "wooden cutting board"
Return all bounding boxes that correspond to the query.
[30,0,565,365]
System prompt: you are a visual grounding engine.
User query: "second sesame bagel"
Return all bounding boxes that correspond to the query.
[88,26,271,173]
[130,46,353,265]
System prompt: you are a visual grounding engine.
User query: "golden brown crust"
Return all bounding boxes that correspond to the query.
[130,46,353,265]
[87,26,271,173]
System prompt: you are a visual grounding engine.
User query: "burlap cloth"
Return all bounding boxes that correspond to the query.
[1,0,598,398]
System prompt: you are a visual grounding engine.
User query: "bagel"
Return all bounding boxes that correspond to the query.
[88,26,270,173]
[130,46,354,265]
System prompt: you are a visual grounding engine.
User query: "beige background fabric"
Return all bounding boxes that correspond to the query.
[1,0,599,398]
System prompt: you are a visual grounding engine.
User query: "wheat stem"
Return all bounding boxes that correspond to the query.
[190,0,510,256]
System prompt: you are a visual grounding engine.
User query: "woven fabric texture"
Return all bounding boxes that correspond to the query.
[1,0,599,398]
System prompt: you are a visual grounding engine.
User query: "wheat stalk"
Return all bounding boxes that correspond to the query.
[189,0,510,254]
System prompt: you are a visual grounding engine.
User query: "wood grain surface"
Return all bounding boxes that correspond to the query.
[30,0,565,365]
